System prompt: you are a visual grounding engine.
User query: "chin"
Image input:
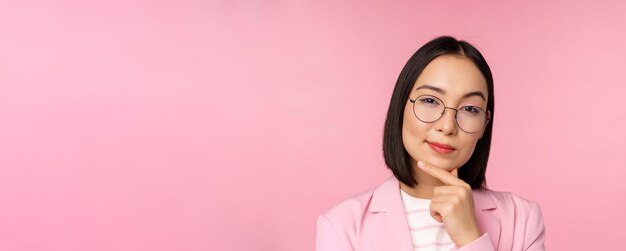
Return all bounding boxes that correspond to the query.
[408,148,463,171]
[425,157,459,171]
[435,162,458,171]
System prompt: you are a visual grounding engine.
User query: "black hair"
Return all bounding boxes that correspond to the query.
[382,35,494,189]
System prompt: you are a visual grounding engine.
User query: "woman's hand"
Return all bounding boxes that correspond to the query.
[417,160,481,247]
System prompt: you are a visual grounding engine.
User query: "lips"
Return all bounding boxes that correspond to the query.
[426,141,456,154]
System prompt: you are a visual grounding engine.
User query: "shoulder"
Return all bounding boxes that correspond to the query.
[478,188,542,213]
[476,188,545,234]
[318,186,376,227]
[315,185,378,249]
[317,176,397,225]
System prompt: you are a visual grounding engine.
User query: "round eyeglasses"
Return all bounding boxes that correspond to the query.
[409,94,490,133]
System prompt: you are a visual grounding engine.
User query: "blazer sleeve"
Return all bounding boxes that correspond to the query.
[522,201,546,250]
[450,233,495,251]
[451,201,546,251]
[316,214,355,251]
[452,201,546,251]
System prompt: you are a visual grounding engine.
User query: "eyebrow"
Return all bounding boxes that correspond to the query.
[415,84,487,101]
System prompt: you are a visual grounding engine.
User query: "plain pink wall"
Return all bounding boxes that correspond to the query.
[1,0,625,250]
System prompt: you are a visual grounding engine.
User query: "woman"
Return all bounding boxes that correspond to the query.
[316,36,546,251]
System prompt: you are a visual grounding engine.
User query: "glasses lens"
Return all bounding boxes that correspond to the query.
[457,106,487,133]
[413,95,444,122]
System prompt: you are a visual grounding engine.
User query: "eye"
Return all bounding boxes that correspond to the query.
[461,106,480,114]
[419,97,440,105]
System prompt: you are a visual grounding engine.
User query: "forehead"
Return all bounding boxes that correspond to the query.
[412,54,488,97]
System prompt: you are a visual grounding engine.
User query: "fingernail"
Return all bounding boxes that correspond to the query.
[417,161,425,168]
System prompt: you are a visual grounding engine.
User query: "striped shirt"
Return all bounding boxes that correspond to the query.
[400,189,455,251]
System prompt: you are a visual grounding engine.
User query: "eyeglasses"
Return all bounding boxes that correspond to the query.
[409,94,490,133]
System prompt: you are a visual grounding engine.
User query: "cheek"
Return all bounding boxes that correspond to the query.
[402,108,427,152]
[457,135,482,162]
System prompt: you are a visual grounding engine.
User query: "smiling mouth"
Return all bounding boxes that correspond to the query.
[426,141,455,154]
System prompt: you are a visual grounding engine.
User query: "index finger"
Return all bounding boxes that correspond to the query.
[417,161,467,187]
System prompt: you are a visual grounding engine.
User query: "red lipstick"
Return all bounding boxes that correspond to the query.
[427,141,456,154]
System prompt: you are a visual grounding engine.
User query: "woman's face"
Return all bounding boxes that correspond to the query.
[402,54,490,172]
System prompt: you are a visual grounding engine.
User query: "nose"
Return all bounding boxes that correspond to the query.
[435,107,458,135]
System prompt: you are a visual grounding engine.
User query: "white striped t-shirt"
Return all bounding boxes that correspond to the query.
[400,189,456,251]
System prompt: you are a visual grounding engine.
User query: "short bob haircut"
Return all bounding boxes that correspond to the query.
[383,36,494,189]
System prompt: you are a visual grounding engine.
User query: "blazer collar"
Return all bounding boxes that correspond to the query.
[366,176,501,250]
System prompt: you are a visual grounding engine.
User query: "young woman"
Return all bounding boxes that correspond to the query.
[316,36,546,251]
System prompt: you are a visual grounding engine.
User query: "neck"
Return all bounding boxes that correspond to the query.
[400,162,447,199]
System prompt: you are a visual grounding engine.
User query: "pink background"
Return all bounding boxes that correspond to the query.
[1,0,625,250]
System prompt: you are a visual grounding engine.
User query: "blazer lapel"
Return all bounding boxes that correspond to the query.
[472,189,502,249]
[365,176,502,251]
[365,176,414,251]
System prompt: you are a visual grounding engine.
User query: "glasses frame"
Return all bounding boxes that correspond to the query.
[409,94,490,134]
